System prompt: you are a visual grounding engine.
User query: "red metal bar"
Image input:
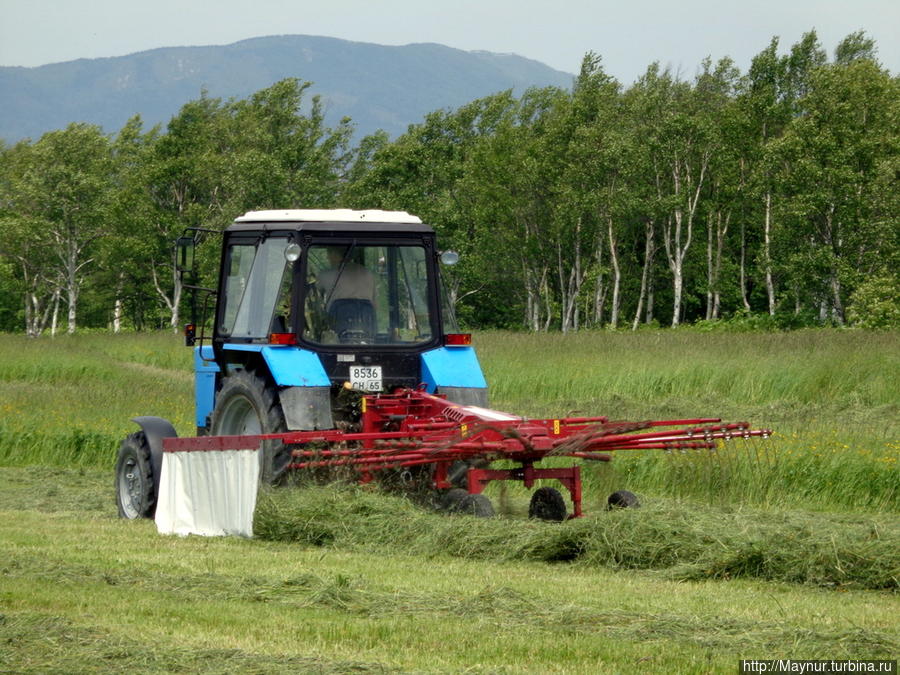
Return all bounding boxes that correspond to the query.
[466,464,583,518]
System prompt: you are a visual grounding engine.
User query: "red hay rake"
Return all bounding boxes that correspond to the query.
[164,387,771,518]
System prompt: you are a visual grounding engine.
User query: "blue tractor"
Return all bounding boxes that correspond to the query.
[115,209,488,518]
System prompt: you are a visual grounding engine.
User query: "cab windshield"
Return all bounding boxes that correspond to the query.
[304,244,433,345]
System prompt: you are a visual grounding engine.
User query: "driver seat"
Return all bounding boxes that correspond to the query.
[328,299,376,343]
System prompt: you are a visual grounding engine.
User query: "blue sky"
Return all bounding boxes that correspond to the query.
[1,0,897,82]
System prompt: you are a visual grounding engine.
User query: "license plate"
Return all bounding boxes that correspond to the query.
[349,365,382,392]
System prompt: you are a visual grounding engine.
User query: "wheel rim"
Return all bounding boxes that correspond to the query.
[215,395,262,435]
[118,456,142,519]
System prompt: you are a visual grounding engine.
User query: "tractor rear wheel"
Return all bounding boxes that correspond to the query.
[115,431,155,519]
[209,370,290,484]
[528,486,568,521]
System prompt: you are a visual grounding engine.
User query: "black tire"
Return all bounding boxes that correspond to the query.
[529,486,568,521]
[451,493,495,518]
[440,487,469,511]
[209,370,290,484]
[607,489,640,509]
[115,431,155,519]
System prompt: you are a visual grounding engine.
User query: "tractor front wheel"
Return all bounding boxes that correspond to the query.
[115,431,155,519]
[209,370,290,483]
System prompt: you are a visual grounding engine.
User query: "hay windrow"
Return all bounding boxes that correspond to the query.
[254,484,900,591]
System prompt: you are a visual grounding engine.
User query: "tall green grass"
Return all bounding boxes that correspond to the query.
[0,329,896,510]
[476,329,899,511]
[575,430,899,512]
[0,332,194,467]
[478,329,898,413]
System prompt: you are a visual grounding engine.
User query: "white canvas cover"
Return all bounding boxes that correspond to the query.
[155,449,260,537]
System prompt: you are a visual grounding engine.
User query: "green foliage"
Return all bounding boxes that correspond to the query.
[0,124,115,335]
[692,309,820,331]
[847,274,900,328]
[0,31,897,334]
[354,32,897,330]
[0,80,351,334]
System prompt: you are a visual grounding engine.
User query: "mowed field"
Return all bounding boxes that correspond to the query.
[0,329,898,673]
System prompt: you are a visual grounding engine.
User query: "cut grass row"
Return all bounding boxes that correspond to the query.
[1,467,897,673]
[254,481,899,591]
[3,463,896,592]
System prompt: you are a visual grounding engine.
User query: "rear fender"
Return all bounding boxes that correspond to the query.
[131,416,177,502]
[420,346,488,393]
[217,344,333,431]
[221,344,330,386]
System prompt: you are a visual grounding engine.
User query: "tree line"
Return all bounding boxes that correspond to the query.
[1,30,897,336]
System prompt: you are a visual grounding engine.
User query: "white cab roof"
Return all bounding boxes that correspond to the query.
[235,209,422,224]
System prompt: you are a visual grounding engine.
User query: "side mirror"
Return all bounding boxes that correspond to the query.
[440,250,460,266]
[284,242,301,263]
[176,237,196,274]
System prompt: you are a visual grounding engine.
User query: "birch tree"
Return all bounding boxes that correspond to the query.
[5,124,113,333]
[634,66,714,326]
[774,46,898,323]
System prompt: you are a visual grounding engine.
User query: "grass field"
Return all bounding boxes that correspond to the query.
[0,329,898,672]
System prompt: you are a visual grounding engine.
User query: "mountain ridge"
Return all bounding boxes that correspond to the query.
[0,34,574,143]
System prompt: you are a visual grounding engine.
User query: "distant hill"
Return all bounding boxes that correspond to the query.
[0,35,574,143]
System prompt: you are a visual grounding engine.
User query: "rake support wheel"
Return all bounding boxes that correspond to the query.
[451,493,494,518]
[440,487,469,511]
[607,489,640,509]
[529,486,568,521]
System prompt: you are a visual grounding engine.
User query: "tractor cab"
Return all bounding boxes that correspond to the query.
[187,210,487,479]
